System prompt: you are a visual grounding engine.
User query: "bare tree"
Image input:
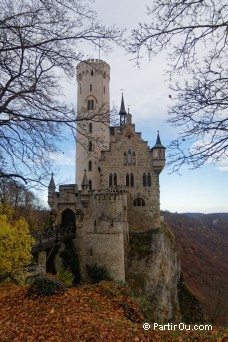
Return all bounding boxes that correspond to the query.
[0,0,123,186]
[128,0,228,171]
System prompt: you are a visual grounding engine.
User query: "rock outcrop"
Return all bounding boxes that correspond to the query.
[125,224,181,322]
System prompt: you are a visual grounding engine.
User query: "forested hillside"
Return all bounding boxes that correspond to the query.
[162,211,228,326]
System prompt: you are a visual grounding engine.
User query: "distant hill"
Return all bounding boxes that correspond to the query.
[161,211,228,326]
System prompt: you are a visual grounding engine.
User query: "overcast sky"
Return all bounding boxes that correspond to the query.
[47,0,228,213]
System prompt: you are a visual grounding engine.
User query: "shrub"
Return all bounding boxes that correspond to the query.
[86,263,112,284]
[57,267,75,287]
[27,275,66,297]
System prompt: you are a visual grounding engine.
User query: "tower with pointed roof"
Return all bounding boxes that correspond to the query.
[47,58,168,291]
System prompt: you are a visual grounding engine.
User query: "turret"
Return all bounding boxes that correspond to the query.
[76,59,110,190]
[152,132,166,174]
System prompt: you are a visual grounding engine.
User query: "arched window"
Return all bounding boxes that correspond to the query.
[89,141,92,151]
[89,122,92,133]
[87,99,94,110]
[109,173,112,187]
[89,180,92,190]
[147,173,151,186]
[126,173,129,187]
[132,151,136,165]
[88,160,92,171]
[133,198,145,207]
[114,173,117,186]
[127,149,132,164]
[143,173,147,187]
[123,152,127,165]
[130,173,134,187]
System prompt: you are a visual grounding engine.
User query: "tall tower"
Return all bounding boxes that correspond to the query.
[76,59,110,190]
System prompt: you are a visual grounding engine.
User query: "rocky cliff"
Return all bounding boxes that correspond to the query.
[125,224,181,322]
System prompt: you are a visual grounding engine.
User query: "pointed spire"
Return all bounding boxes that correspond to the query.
[119,93,127,126]
[156,131,162,145]
[152,131,166,149]
[119,93,127,115]
[48,173,55,190]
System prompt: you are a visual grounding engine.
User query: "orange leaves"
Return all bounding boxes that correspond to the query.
[0,282,227,341]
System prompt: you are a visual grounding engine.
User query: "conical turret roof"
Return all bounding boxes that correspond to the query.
[152,132,166,149]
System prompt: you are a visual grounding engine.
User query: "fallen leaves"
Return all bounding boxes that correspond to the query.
[0,281,227,341]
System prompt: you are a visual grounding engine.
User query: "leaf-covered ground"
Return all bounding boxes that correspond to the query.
[0,281,227,341]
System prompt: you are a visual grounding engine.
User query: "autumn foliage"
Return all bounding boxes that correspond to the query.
[0,205,34,278]
[0,281,227,341]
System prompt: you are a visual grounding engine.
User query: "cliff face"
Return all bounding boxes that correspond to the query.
[125,225,181,322]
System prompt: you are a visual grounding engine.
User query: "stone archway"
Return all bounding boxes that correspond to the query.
[61,209,76,228]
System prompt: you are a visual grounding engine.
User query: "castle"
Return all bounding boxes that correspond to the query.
[48,59,166,283]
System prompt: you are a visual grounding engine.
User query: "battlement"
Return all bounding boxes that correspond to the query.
[77,59,110,80]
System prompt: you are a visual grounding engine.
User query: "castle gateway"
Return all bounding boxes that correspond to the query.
[48,59,166,282]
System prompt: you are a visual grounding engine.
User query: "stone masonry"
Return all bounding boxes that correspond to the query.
[48,59,166,283]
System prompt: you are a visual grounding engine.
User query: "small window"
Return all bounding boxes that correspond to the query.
[89,180,92,190]
[80,84,82,94]
[159,149,162,158]
[109,173,112,187]
[143,173,147,187]
[90,84,92,92]
[91,70,93,76]
[88,99,94,110]
[130,173,134,187]
[126,173,129,187]
[104,86,105,94]
[88,160,92,171]
[89,122,92,133]
[147,173,151,186]
[114,173,117,186]
[89,141,92,151]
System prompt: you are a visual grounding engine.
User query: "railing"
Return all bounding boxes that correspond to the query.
[32,225,76,253]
